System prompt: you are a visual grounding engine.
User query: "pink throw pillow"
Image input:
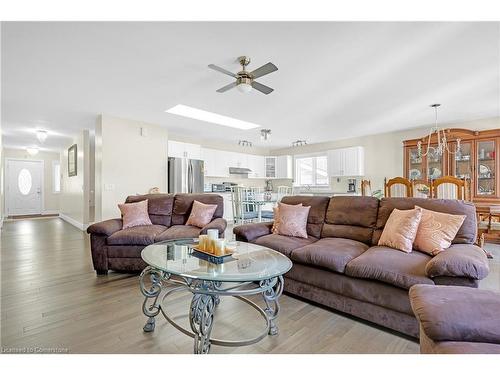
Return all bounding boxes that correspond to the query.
[186,200,218,228]
[272,203,302,234]
[273,202,310,239]
[378,207,423,253]
[413,206,466,256]
[118,199,152,229]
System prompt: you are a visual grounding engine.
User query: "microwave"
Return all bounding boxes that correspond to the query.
[211,184,226,192]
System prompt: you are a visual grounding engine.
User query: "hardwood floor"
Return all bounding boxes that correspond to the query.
[1,218,498,354]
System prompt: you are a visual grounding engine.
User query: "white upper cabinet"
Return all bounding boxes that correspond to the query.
[265,157,277,178]
[327,146,364,177]
[247,154,266,178]
[201,148,229,177]
[276,155,293,179]
[168,141,202,159]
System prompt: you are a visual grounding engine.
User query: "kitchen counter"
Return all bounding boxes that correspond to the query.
[297,190,361,196]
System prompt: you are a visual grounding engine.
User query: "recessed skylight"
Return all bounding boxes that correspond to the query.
[165,104,260,130]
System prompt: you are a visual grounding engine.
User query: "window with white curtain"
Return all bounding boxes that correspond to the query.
[53,161,61,193]
[294,155,328,187]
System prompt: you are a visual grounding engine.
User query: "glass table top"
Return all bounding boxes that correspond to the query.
[141,239,292,282]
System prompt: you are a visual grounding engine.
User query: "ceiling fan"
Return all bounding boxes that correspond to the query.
[208,56,278,94]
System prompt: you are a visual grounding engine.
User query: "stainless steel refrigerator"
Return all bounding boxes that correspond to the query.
[168,157,205,194]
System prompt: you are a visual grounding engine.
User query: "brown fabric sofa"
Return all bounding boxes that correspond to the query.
[87,193,226,275]
[233,196,490,338]
[410,285,500,353]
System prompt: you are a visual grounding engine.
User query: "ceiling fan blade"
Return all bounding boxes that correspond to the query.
[216,82,237,93]
[251,81,274,95]
[208,64,238,78]
[250,62,278,79]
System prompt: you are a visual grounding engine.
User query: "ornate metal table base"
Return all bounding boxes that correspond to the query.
[139,266,284,354]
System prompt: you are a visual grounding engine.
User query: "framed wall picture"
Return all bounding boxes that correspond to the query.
[68,144,77,177]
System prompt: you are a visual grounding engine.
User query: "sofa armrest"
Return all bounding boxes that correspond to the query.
[425,244,489,280]
[233,222,273,242]
[87,219,123,237]
[200,218,227,237]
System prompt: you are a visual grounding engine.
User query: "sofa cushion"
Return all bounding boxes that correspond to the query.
[156,225,202,242]
[126,194,174,227]
[280,196,330,238]
[171,194,223,225]
[409,285,500,344]
[107,225,167,246]
[253,233,318,257]
[290,237,369,273]
[373,198,477,245]
[321,196,379,244]
[345,245,434,289]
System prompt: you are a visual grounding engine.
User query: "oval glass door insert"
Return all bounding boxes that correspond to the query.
[18,168,32,195]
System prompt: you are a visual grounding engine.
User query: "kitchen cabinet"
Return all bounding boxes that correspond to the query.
[168,141,202,159]
[276,155,293,179]
[247,154,266,178]
[327,146,365,177]
[201,148,229,177]
[265,157,277,178]
[221,192,234,222]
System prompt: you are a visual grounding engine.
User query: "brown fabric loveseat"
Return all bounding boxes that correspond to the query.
[233,196,490,338]
[87,193,226,275]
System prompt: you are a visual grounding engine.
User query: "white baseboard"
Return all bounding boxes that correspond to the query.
[59,213,89,231]
[43,210,60,215]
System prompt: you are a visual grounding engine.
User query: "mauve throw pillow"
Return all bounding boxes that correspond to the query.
[413,206,466,256]
[273,202,310,239]
[118,199,152,229]
[186,200,218,228]
[272,203,302,233]
[378,207,423,253]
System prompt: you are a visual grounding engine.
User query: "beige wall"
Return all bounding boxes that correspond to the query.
[95,115,168,221]
[3,148,61,214]
[60,130,89,227]
[271,117,500,193]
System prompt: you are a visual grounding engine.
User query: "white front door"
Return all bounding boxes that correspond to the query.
[6,159,43,216]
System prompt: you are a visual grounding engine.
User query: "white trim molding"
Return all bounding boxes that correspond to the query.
[59,213,89,231]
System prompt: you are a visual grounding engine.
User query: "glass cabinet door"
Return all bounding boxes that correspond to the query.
[476,139,496,196]
[407,147,425,180]
[426,145,444,180]
[451,141,473,179]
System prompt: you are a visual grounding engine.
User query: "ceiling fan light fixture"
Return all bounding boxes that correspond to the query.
[27,147,39,155]
[237,82,252,93]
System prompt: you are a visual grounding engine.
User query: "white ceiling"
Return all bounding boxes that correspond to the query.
[2,22,500,151]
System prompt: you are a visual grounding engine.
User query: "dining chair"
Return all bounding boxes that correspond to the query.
[277,185,293,201]
[430,176,466,200]
[384,177,412,197]
[360,180,372,196]
[411,179,431,198]
[230,187,258,225]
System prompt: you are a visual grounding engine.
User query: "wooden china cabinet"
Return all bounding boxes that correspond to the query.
[403,128,500,205]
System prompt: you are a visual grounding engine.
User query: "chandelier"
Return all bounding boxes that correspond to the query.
[260,129,271,141]
[417,104,461,158]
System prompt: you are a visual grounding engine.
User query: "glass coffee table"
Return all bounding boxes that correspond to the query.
[139,238,292,354]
